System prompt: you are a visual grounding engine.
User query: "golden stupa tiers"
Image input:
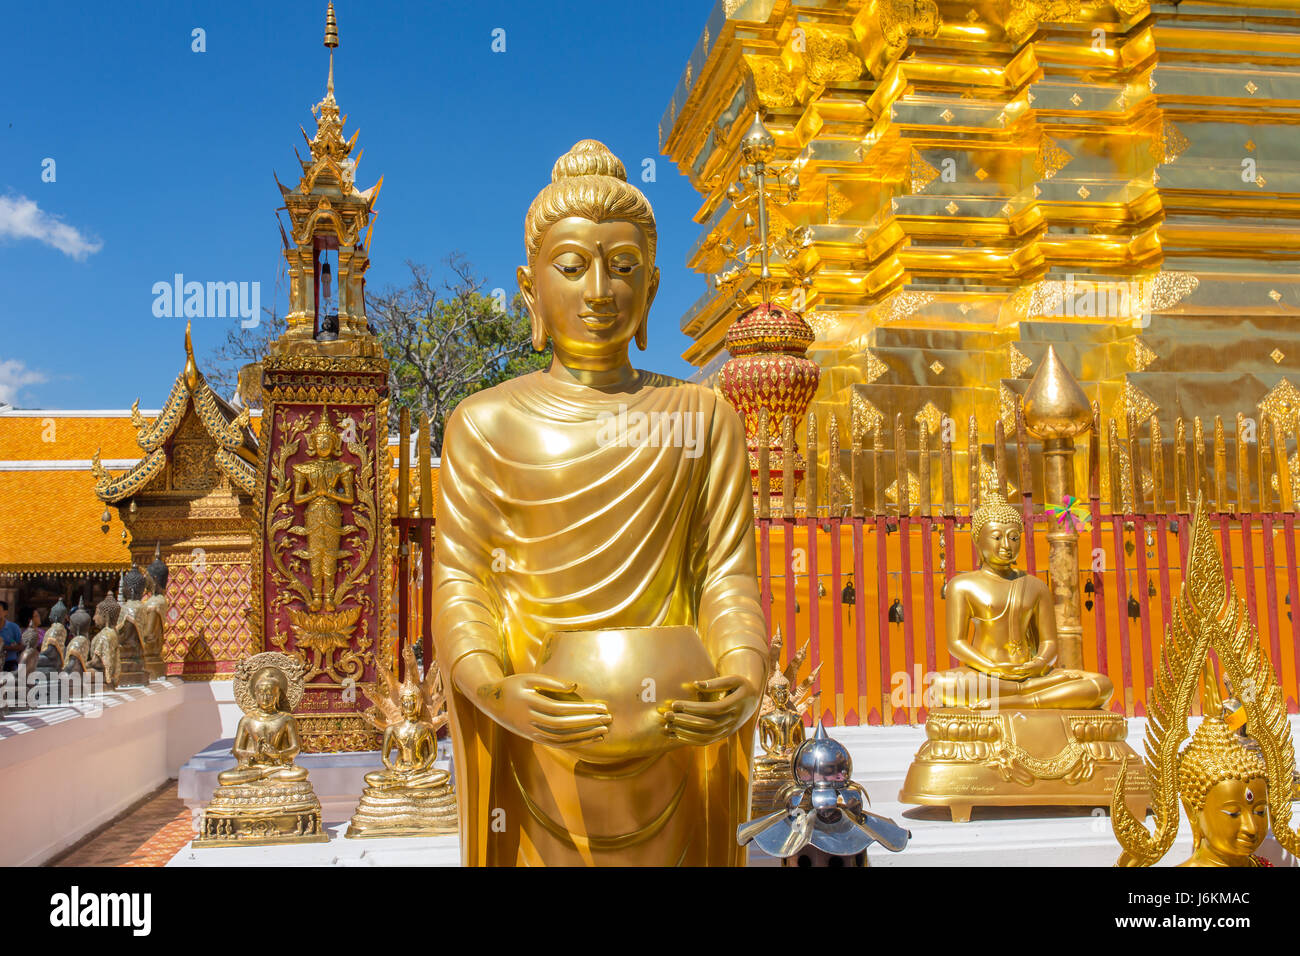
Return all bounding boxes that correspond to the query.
[1112,497,1300,867]
[661,0,1300,498]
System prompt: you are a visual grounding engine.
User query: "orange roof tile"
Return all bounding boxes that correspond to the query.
[0,470,132,573]
[0,413,148,461]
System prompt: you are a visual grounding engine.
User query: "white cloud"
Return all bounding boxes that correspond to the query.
[0,193,103,260]
[0,359,48,405]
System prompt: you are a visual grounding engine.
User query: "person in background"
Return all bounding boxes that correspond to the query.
[0,601,22,671]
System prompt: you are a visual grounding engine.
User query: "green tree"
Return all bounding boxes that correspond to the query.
[372,255,549,453]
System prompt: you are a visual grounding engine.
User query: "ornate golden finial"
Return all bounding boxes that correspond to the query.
[183,320,200,391]
[324,3,338,94]
[1023,345,1092,440]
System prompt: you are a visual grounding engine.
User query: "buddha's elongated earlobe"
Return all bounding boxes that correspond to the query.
[518,264,547,352]
[635,318,647,351]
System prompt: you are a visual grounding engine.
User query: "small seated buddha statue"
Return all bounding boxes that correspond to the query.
[347,646,457,838]
[751,628,821,814]
[115,570,150,687]
[35,600,68,676]
[1112,497,1300,866]
[195,652,326,847]
[901,494,1146,822]
[17,625,40,676]
[139,547,169,679]
[61,599,93,679]
[89,594,121,689]
[930,495,1112,710]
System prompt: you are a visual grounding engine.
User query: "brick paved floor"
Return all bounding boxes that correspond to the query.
[47,781,194,867]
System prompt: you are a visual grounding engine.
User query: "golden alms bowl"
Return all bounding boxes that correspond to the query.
[534,625,716,764]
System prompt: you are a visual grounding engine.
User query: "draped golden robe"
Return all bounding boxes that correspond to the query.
[432,369,767,866]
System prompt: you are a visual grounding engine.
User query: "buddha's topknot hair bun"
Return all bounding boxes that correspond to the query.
[552,139,627,183]
[525,140,656,266]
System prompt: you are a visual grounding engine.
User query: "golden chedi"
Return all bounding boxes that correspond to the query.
[432,139,769,866]
[752,627,820,814]
[347,646,457,838]
[195,652,327,847]
[1112,497,1300,868]
[900,494,1147,821]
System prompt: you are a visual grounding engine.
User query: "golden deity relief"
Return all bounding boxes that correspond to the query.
[267,406,375,685]
[432,140,769,866]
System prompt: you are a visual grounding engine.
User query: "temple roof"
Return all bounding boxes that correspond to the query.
[93,323,259,502]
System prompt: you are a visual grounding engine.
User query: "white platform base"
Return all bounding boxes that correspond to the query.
[0,679,183,866]
[169,716,1300,867]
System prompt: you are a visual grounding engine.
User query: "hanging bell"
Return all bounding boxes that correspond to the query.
[1145,529,1154,548]
[795,601,801,614]
[100,508,111,534]
[1127,594,1141,619]
[888,598,905,624]
[1148,579,1157,599]
[841,576,856,605]
[1084,579,1095,595]
[818,580,827,598]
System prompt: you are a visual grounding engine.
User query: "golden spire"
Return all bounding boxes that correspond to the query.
[324,3,338,97]
[1023,344,1092,440]
[183,320,201,391]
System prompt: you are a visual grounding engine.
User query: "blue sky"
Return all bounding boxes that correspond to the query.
[0,0,713,409]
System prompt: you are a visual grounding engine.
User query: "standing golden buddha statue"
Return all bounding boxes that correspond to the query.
[432,140,769,866]
[1112,497,1300,867]
[901,493,1147,821]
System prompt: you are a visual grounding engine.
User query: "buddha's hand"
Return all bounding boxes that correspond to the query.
[662,672,761,747]
[476,673,612,747]
[996,660,1040,681]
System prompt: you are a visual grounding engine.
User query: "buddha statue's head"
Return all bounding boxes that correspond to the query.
[121,569,147,603]
[95,593,120,632]
[21,626,39,652]
[970,495,1023,570]
[49,598,69,626]
[767,671,790,709]
[400,689,422,720]
[308,413,341,459]
[251,666,289,714]
[1178,717,1268,863]
[518,139,660,372]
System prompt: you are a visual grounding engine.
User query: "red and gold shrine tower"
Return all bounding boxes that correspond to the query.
[253,3,391,752]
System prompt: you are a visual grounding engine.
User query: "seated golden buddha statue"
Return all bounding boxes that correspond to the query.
[901,494,1146,822]
[932,494,1111,710]
[195,652,326,847]
[347,647,457,838]
[432,140,768,866]
[1112,497,1300,867]
[752,628,820,814]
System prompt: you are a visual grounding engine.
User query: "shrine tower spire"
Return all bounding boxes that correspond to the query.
[271,1,382,357]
